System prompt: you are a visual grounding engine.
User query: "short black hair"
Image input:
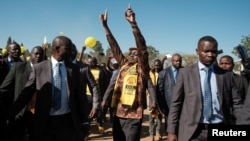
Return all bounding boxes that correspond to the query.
[198,35,218,48]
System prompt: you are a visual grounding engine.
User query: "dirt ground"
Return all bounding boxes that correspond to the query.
[87,110,167,141]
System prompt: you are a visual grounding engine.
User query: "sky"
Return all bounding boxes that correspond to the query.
[0,0,250,59]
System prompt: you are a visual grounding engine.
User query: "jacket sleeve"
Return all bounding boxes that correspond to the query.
[156,70,168,115]
[85,67,100,109]
[7,66,36,119]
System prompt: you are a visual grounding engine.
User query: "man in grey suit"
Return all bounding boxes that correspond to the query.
[167,36,243,141]
[6,36,89,141]
[157,53,182,133]
[0,46,44,141]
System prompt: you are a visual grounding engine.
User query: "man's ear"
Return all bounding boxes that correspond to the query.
[196,48,199,55]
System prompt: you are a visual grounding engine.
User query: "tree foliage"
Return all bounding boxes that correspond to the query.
[181,54,198,67]
[89,41,106,64]
[147,45,159,61]
[232,34,250,58]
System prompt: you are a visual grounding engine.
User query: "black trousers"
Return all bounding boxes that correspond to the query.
[5,111,34,141]
[37,113,80,141]
[113,116,142,141]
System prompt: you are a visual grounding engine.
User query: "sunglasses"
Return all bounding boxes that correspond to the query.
[129,52,139,56]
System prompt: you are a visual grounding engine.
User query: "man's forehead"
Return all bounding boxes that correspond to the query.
[129,47,137,52]
[131,50,138,53]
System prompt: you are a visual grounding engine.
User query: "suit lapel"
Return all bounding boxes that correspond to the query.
[65,62,73,97]
[24,62,32,80]
[214,66,223,106]
[193,63,203,103]
[168,67,175,83]
[46,60,52,83]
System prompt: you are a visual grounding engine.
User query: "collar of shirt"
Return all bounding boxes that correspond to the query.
[7,57,12,62]
[51,56,65,68]
[198,61,214,72]
[171,65,177,72]
[30,61,34,68]
[8,57,14,67]
[72,59,77,64]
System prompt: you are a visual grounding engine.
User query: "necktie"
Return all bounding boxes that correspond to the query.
[53,63,62,110]
[174,69,178,84]
[9,60,13,68]
[203,67,213,120]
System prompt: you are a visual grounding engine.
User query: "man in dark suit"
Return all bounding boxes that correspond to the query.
[167,36,243,141]
[69,44,100,140]
[0,42,22,85]
[69,44,100,118]
[0,41,22,140]
[0,46,44,141]
[157,53,182,133]
[7,36,89,141]
[237,84,250,125]
[218,55,249,102]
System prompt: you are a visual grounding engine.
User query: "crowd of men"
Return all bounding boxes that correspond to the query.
[1,5,250,141]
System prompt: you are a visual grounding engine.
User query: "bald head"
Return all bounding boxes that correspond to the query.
[51,36,72,61]
[52,36,72,50]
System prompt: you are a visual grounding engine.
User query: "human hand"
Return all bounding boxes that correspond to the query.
[167,133,177,141]
[125,4,135,23]
[88,108,97,118]
[151,101,156,109]
[101,100,107,110]
[162,56,167,61]
[99,9,108,26]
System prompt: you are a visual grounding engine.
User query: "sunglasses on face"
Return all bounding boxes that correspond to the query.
[129,52,139,56]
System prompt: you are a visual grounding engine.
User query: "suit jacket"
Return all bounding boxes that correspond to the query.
[236,83,250,125]
[157,66,176,115]
[102,69,119,104]
[8,60,89,138]
[99,67,113,99]
[167,63,243,141]
[233,73,249,102]
[76,61,100,109]
[0,57,23,85]
[0,61,32,117]
[0,58,10,85]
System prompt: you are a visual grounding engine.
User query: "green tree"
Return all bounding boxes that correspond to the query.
[105,47,112,57]
[181,54,198,67]
[147,45,159,61]
[89,41,106,64]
